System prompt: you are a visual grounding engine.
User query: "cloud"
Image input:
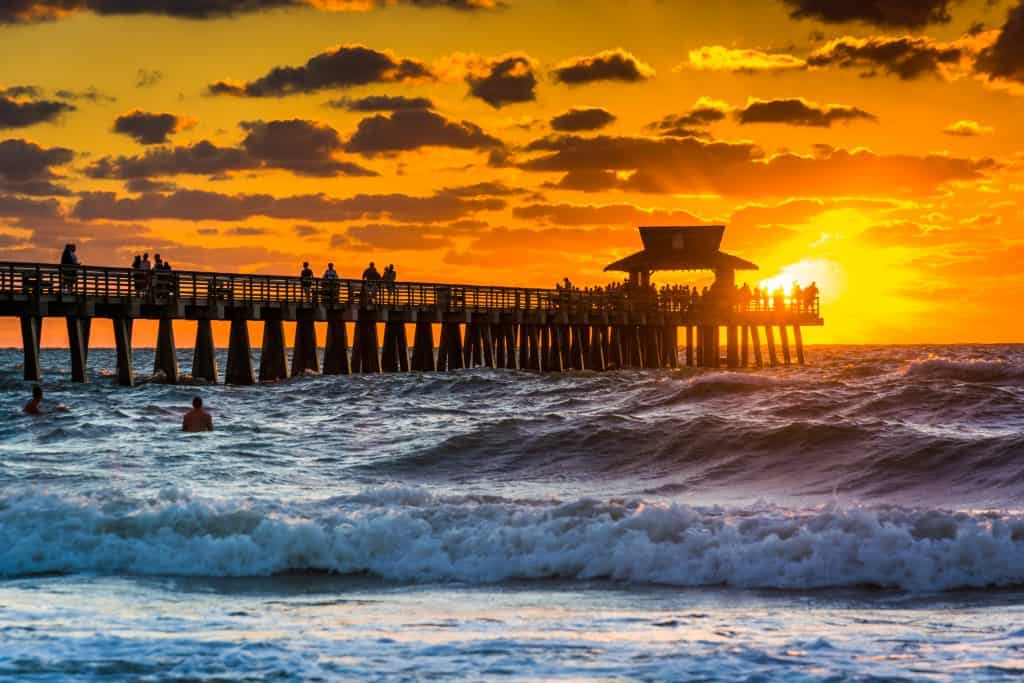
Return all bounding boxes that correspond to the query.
[0,0,497,24]
[125,178,178,193]
[551,49,655,85]
[344,223,453,250]
[975,1,1024,83]
[0,93,75,129]
[0,194,62,219]
[780,0,955,28]
[685,46,807,73]
[344,109,503,155]
[807,35,966,80]
[88,119,376,179]
[550,107,616,132]
[512,202,706,226]
[135,68,164,88]
[647,97,730,137]
[465,54,537,108]
[943,119,994,136]
[736,97,877,126]
[0,138,74,195]
[113,110,195,144]
[326,94,434,111]
[71,188,504,223]
[518,133,993,198]
[54,86,116,104]
[241,118,375,176]
[207,44,432,97]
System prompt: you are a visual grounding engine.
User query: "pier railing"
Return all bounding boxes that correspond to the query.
[0,261,820,318]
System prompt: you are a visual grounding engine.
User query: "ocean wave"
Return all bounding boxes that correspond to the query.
[3,488,1024,591]
[905,358,1024,383]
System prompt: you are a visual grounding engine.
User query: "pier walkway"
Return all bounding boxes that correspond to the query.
[0,226,824,386]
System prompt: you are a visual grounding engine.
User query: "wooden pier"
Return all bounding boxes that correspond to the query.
[0,226,823,385]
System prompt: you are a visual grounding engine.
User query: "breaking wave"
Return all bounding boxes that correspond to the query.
[3,487,1024,591]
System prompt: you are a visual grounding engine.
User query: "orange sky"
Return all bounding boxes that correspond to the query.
[2,0,1024,346]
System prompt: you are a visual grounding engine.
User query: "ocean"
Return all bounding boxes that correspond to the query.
[2,344,1024,681]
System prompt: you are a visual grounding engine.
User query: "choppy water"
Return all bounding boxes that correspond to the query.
[3,345,1024,680]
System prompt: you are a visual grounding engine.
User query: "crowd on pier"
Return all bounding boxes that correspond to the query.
[49,244,817,314]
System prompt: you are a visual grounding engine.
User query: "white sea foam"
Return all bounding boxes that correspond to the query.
[3,488,1024,591]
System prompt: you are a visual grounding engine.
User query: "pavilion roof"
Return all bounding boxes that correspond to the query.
[603,226,758,273]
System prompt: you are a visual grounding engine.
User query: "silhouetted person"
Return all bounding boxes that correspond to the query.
[383,264,397,302]
[60,243,79,293]
[322,262,338,302]
[132,255,145,294]
[23,385,43,415]
[300,262,313,299]
[183,396,213,432]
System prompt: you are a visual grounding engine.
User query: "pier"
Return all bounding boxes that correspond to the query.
[0,226,822,385]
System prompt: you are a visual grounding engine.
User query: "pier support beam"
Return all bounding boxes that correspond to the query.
[607,326,624,370]
[765,325,779,367]
[291,320,319,377]
[463,321,483,368]
[323,320,351,375]
[259,319,289,382]
[642,327,661,369]
[381,321,409,373]
[752,325,763,368]
[518,324,530,370]
[225,318,255,385]
[779,325,792,366]
[726,325,739,369]
[525,325,541,372]
[437,322,463,371]
[192,319,219,383]
[588,325,606,372]
[628,326,644,369]
[481,324,495,368]
[685,326,694,367]
[112,317,133,387]
[410,321,434,372]
[741,326,749,369]
[20,316,41,382]
[663,326,678,368]
[545,326,564,372]
[65,318,90,383]
[794,325,805,365]
[352,319,381,373]
[153,318,178,384]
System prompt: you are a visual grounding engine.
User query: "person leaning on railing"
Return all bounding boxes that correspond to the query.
[60,244,79,293]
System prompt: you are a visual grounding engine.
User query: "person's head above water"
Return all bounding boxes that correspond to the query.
[193,396,202,409]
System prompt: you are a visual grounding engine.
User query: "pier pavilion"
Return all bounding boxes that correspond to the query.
[0,225,822,385]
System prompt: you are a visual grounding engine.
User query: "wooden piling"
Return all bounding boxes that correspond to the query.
[20,316,41,382]
[438,321,463,371]
[607,326,624,370]
[588,325,606,372]
[751,325,763,368]
[290,319,319,377]
[410,320,434,372]
[259,319,288,382]
[568,326,586,370]
[154,318,178,384]
[526,325,541,372]
[481,324,495,368]
[794,325,805,365]
[192,318,219,383]
[726,325,739,369]
[323,320,351,375]
[546,325,564,372]
[741,325,749,368]
[663,326,678,368]
[685,326,694,367]
[225,318,255,385]
[765,325,779,367]
[779,325,792,366]
[112,317,134,387]
[353,319,381,373]
[381,320,408,373]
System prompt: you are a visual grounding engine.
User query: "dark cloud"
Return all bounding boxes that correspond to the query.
[975,1,1024,83]
[241,119,375,176]
[0,95,75,129]
[0,138,74,195]
[518,133,992,198]
[207,44,431,97]
[807,35,964,79]
[54,86,116,103]
[225,226,269,236]
[344,223,453,250]
[0,194,62,219]
[71,188,504,223]
[550,107,616,132]
[781,0,955,28]
[344,109,503,155]
[466,55,537,108]
[513,202,706,226]
[0,85,42,98]
[551,49,655,85]
[136,68,164,88]
[293,223,321,237]
[736,98,877,126]
[326,94,434,111]
[88,119,376,179]
[0,0,496,24]
[438,181,527,197]
[113,110,192,144]
[647,98,729,137]
[125,178,178,193]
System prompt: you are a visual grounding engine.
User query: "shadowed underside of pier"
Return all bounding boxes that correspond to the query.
[1,261,822,386]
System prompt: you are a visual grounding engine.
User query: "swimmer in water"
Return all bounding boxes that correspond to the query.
[23,385,43,415]
[182,396,213,432]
